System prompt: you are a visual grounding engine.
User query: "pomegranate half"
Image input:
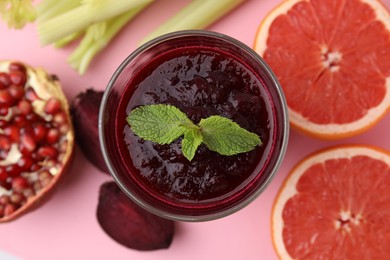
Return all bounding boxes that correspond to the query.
[0,60,74,222]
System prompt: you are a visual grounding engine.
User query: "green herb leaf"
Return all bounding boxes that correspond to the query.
[182,128,203,161]
[126,104,195,144]
[127,104,261,161]
[199,116,261,156]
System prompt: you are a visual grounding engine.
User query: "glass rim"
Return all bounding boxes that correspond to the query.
[98,30,289,222]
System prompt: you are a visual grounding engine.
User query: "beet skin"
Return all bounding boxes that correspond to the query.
[97,182,175,250]
[71,89,109,174]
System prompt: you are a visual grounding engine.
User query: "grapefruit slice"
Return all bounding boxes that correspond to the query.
[254,0,390,139]
[272,145,390,259]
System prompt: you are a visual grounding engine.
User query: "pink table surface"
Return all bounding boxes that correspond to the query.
[1,1,390,259]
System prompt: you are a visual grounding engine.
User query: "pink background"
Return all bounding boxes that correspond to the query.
[1,0,390,259]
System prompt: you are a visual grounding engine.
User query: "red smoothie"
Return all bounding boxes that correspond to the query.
[100,31,288,220]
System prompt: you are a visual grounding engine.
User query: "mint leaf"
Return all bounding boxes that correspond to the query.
[182,128,203,161]
[126,104,195,144]
[127,104,261,161]
[199,116,261,156]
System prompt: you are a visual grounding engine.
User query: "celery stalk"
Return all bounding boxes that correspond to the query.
[37,0,153,46]
[0,0,36,29]
[35,0,58,15]
[36,0,81,22]
[140,0,246,45]
[53,31,84,48]
[68,2,151,75]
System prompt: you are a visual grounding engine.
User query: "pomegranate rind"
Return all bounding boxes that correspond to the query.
[254,0,390,140]
[0,60,75,223]
[271,144,390,259]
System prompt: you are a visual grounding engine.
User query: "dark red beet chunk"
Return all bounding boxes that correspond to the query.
[71,89,109,174]
[97,182,175,250]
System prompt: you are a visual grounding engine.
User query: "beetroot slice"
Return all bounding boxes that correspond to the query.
[71,89,109,174]
[97,182,175,250]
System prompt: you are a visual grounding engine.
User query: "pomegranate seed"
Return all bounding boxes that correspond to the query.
[52,111,67,125]
[26,112,39,122]
[0,135,11,151]
[17,99,33,115]
[38,170,51,181]
[0,150,8,160]
[0,106,8,116]
[57,153,65,161]
[31,151,43,161]
[33,181,42,191]
[25,87,39,101]
[33,123,47,143]
[44,98,61,115]
[20,125,34,135]
[0,180,11,190]
[45,160,56,168]
[4,125,20,142]
[0,195,10,204]
[12,177,29,192]
[0,167,8,181]
[10,192,25,205]
[30,163,41,172]
[8,85,24,100]
[59,124,70,134]
[3,204,16,216]
[23,187,35,198]
[39,170,53,187]
[40,177,52,187]
[0,119,6,128]
[5,164,20,177]
[58,140,68,152]
[0,73,11,88]
[46,128,60,144]
[0,89,14,106]
[0,205,4,217]
[19,132,37,153]
[17,155,34,171]
[9,62,26,73]
[37,146,58,159]
[0,149,10,161]
[9,71,27,86]
[13,115,27,127]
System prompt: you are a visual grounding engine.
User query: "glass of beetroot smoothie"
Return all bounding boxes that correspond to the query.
[99,30,289,221]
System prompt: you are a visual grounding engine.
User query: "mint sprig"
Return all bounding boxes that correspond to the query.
[127,104,194,144]
[126,104,261,161]
[199,116,261,156]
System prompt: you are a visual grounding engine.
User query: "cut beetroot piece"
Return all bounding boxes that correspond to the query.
[97,182,175,250]
[71,89,109,174]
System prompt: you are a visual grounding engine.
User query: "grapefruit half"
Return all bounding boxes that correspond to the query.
[272,145,390,259]
[254,0,390,139]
